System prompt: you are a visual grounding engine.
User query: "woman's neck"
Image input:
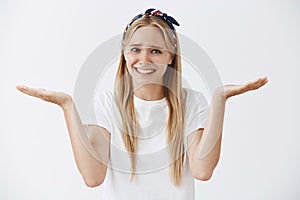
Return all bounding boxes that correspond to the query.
[133,84,165,101]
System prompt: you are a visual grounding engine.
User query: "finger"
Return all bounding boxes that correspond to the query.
[16,85,43,98]
[38,88,46,91]
[262,77,269,84]
[16,84,28,91]
[257,77,268,86]
[254,77,268,85]
[16,85,32,94]
[260,79,268,86]
[247,78,261,86]
[254,77,269,89]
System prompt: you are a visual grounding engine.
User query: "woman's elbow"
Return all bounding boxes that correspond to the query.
[192,171,213,181]
[82,173,106,188]
[83,177,105,188]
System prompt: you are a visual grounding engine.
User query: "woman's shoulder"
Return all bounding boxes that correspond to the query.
[94,89,114,104]
[182,88,207,102]
[97,89,113,96]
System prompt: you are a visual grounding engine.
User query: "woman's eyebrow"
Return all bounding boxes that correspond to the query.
[129,43,164,49]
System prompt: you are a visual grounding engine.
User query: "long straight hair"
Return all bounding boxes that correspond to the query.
[114,16,186,186]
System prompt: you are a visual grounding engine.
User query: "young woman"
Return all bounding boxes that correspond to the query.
[16,8,268,200]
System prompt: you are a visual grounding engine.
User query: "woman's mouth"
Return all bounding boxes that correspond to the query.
[134,67,156,75]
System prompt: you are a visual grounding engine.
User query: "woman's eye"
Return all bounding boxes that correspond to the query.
[131,47,140,52]
[152,49,162,54]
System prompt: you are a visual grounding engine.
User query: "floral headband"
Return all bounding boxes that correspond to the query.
[123,8,180,44]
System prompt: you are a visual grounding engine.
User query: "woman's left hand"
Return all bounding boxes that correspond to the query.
[218,77,268,99]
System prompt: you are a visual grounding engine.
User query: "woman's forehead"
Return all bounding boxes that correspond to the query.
[127,26,168,48]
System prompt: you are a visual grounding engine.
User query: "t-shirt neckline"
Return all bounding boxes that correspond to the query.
[133,95,167,105]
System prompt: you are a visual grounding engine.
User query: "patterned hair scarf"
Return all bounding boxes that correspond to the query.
[123,8,180,45]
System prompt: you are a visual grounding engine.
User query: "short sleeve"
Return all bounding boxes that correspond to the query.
[87,90,114,133]
[184,88,209,135]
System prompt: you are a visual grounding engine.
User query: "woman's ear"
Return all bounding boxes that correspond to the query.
[168,55,174,65]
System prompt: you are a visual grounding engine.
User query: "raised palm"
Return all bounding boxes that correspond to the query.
[221,77,268,99]
[16,85,72,109]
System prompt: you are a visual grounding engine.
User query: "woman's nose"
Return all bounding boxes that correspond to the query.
[139,50,151,63]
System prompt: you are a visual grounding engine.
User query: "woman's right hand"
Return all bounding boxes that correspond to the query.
[16,85,72,110]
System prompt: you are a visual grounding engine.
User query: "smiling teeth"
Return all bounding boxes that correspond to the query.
[135,68,155,74]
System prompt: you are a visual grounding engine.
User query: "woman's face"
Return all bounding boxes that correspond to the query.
[123,26,173,88]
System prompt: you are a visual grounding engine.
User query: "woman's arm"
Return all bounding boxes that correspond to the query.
[16,85,110,187]
[187,77,268,181]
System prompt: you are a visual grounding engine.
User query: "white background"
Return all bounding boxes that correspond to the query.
[1,0,299,199]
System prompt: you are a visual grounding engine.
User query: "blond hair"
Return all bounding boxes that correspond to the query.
[114,16,185,186]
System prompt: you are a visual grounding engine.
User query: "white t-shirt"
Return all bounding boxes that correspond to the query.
[88,88,209,200]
